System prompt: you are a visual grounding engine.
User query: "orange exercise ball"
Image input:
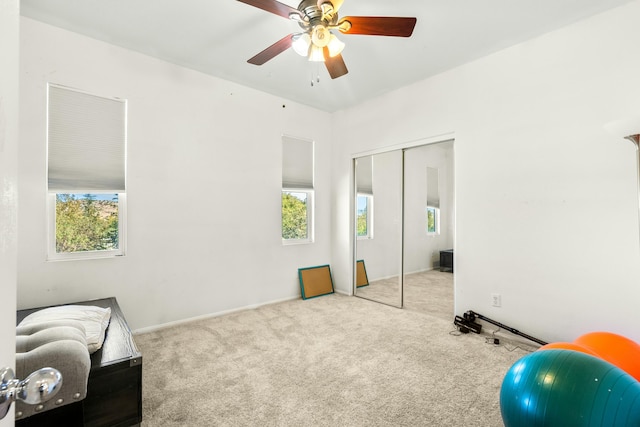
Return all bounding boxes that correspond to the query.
[539,341,600,357]
[575,332,640,382]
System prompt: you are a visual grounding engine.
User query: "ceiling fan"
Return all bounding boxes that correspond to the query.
[236,0,417,79]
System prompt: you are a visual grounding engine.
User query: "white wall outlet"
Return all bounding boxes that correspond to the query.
[491,293,502,307]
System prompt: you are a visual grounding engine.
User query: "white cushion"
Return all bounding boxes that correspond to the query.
[19,305,111,353]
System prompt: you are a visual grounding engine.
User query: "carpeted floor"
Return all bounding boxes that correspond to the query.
[355,270,454,321]
[135,277,532,426]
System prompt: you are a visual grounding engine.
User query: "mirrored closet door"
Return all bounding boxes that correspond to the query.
[353,140,455,315]
[402,142,455,318]
[353,151,404,308]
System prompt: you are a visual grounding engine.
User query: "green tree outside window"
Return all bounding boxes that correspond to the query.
[55,194,119,253]
[427,207,436,234]
[282,192,308,240]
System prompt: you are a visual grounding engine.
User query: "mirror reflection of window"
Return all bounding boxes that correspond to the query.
[354,151,403,308]
[356,156,374,239]
[357,194,373,238]
[426,206,438,234]
[426,166,440,235]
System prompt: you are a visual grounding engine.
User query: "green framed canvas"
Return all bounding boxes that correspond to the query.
[298,264,335,300]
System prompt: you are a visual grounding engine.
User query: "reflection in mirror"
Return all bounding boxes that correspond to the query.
[354,152,403,307]
[426,167,440,234]
[355,260,369,287]
[403,142,455,321]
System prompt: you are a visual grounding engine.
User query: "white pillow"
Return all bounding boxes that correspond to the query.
[19,305,111,354]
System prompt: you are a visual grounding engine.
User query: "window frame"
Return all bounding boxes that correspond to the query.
[46,84,127,261]
[47,192,127,261]
[356,193,374,240]
[281,187,314,245]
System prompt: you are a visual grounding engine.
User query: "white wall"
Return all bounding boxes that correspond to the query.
[332,1,640,343]
[18,18,333,331]
[17,2,640,344]
[0,0,19,424]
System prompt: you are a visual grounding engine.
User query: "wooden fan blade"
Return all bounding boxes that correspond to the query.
[248,34,293,65]
[236,0,301,19]
[339,16,417,37]
[323,48,348,79]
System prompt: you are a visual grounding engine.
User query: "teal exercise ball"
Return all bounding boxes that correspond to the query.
[500,349,640,427]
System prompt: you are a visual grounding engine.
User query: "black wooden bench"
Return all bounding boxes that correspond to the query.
[16,297,142,427]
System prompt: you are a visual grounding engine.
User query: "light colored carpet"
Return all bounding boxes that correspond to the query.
[356,270,454,321]
[136,286,531,426]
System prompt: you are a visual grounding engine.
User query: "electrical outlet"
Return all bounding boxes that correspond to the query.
[491,293,502,307]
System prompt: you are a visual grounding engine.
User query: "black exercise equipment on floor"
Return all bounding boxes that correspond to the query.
[453,310,548,346]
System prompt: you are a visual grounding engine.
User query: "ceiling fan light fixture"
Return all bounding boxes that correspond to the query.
[327,34,345,57]
[311,25,331,48]
[308,44,325,62]
[238,0,417,79]
[292,33,311,56]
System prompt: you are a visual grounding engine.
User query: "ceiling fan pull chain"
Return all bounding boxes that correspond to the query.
[310,64,321,86]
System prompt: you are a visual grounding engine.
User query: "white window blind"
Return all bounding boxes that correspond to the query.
[282,136,313,189]
[426,166,440,208]
[47,84,126,192]
[356,155,373,195]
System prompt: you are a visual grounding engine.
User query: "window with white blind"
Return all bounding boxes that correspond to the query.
[356,156,374,239]
[47,84,127,260]
[282,136,314,244]
[426,166,440,235]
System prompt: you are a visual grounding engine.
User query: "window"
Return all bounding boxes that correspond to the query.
[282,136,314,244]
[426,206,439,234]
[357,194,373,239]
[426,166,440,236]
[47,84,127,260]
[53,193,123,253]
[282,191,312,241]
[355,156,374,239]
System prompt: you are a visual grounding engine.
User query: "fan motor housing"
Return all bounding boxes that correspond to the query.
[297,0,338,28]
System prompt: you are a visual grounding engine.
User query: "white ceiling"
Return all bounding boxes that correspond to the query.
[21,0,634,112]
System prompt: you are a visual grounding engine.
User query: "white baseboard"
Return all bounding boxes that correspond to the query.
[132,294,300,335]
[404,267,435,276]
